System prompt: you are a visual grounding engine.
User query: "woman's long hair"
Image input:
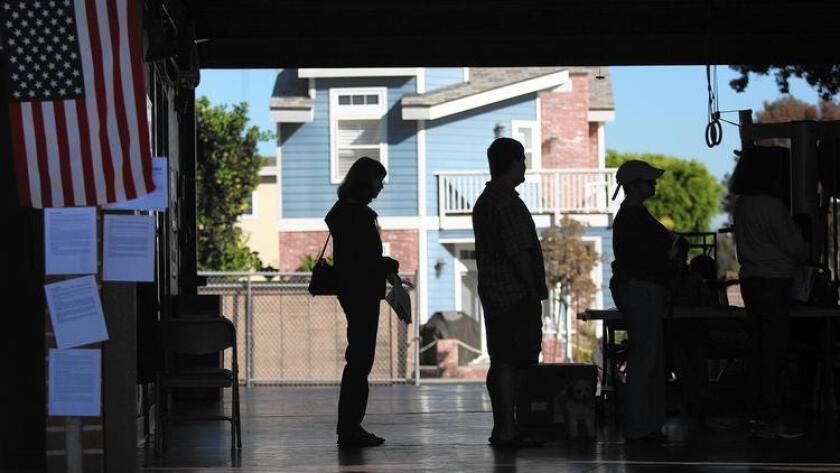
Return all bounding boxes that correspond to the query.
[729,145,791,207]
[337,157,387,204]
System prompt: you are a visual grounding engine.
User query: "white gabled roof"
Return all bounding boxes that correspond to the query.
[401,69,570,121]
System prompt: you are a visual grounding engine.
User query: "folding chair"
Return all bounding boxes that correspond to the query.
[156,318,241,455]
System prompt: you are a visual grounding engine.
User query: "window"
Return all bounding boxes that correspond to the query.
[382,242,391,257]
[511,120,541,170]
[240,192,255,219]
[329,88,388,183]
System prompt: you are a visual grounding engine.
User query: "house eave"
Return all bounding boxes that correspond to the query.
[269,108,314,123]
[401,70,570,121]
[588,110,615,122]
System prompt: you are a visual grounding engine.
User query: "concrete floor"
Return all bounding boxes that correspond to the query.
[139,383,840,472]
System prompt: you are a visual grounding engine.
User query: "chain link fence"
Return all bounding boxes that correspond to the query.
[198,271,419,386]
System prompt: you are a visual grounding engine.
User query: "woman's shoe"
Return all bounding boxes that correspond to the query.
[488,433,544,449]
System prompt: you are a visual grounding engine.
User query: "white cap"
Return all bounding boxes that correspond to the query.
[612,160,665,200]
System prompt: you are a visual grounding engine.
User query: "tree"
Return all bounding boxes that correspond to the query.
[196,96,273,271]
[541,217,600,361]
[729,65,840,101]
[756,96,818,124]
[606,151,723,232]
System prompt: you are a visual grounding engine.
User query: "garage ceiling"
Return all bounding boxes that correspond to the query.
[193,0,840,68]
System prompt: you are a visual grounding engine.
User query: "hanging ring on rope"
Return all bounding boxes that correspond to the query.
[705,118,722,148]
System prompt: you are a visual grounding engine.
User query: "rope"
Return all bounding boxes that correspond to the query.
[705,64,723,148]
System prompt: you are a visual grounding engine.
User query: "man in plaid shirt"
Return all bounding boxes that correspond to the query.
[473,138,548,448]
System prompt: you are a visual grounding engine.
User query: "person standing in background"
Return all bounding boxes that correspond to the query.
[609,159,677,444]
[473,138,548,449]
[326,157,401,448]
[731,146,808,439]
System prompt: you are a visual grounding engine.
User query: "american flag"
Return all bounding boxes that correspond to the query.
[2,0,153,208]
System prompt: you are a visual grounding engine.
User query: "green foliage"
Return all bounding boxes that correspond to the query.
[606,150,723,232]
[196,96,274,271]
[296,254,333,272]
[572,320,598,364]
[729,65,840,101]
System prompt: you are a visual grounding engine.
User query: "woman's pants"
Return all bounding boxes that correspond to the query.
[336,295,381,435]
[611,280,666,439]
[740,277,793,421]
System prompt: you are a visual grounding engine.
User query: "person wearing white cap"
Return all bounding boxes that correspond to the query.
[609,159,677,443]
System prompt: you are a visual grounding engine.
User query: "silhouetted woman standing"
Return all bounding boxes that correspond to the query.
[731,147,808,439]
[325,157,400,448]
[609,159,676,443]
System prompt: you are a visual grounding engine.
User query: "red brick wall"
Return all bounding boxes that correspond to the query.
[588,122,600,167]
[278,229,419,274]
[278,230,331,272]
[381,229,419,274]
[539,74,597,170]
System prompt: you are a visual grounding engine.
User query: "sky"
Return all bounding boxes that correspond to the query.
[195,66,823,226]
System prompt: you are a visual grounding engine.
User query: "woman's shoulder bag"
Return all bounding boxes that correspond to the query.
[308,234,338,296]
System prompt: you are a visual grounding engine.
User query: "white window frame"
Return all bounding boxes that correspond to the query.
[239,191,257,220]
[511,119,541,171]
[329,87,389,184]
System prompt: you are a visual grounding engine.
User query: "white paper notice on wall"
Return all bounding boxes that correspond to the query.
[44,207,97,275]
[44,276,109,350]
[106,157,169,211]
[48,349,101,417]
[103,215,155,282]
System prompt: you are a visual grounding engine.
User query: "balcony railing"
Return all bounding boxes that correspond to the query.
[436,168,619,222]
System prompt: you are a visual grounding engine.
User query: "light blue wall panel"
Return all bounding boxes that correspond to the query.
[425,95,537,215]
[424,68,465,92]
[425,230,457,320]
[424,223,615,320]
[280,76,418,218]
[437,228,475,240]
[584,226,615,309]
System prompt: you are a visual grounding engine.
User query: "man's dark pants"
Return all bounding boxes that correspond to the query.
[484,298,543,435]
[337,295,381,435]
[486,298,543,364]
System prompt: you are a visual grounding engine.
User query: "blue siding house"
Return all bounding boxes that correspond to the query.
[264,67,618,339]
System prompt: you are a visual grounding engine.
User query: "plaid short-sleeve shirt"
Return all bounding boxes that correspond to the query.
[472,181,548,316]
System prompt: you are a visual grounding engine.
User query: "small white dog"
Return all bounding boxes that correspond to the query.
[564,379,596,439]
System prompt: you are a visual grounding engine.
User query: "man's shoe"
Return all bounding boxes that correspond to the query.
[626,432,669,444]
[337,430,386,448]
[647,432,669,443]
[773,423,806,439]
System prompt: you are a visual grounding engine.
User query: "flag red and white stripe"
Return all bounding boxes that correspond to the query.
[5,0,153,208]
